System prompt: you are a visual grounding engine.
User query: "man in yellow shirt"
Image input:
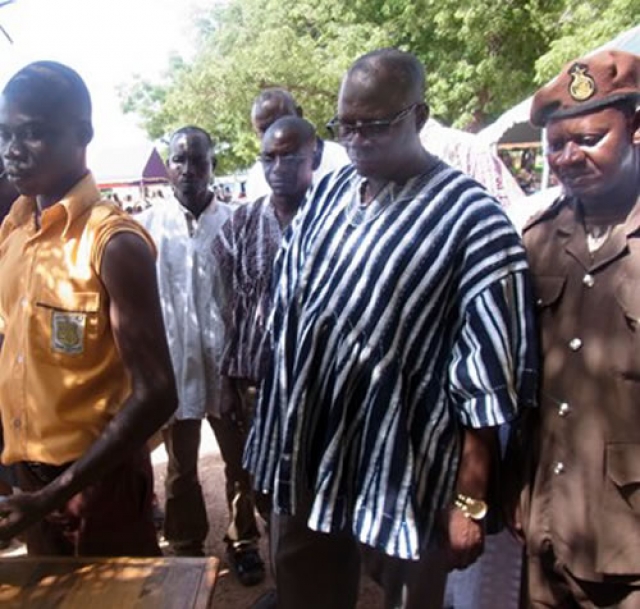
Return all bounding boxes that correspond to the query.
[0,156,17,225]
[0,61,177,556]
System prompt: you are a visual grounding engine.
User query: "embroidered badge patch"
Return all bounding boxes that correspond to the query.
[568,63,596,102]
[51,311,86,355]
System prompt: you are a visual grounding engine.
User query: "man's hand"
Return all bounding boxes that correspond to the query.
[443,506,485,570]
[0,491,49,541]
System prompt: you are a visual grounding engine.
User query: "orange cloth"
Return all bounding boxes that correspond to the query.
[0,173,155,465]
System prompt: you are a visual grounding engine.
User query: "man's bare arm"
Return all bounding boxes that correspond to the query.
[456,427,495,500]
[444,427,497,569]
[0,232,177,537]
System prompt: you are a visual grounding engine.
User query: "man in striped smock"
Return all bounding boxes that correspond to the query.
[245,48,538,609]
[211,118,317,582]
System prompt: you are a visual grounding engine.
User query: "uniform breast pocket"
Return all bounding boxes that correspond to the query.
[598,442,640,574]
[32,292,102,364]
[533,275,566,311]
[613,283,640,379]
[533,275,566,354]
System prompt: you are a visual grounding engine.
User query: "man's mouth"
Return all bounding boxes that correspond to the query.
[559,171,592,185]
[5,167,31,181]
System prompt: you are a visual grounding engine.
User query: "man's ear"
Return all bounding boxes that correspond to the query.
[296,105,303,118]
[77,121,93,146]
[416,103,429,132]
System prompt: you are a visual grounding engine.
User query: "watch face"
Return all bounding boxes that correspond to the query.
[455,494,488,521]
[467,500,488,520]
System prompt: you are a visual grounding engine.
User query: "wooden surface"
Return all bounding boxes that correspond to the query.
[0,556,219,609]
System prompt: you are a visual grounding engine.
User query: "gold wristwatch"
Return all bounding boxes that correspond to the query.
[454,493,488,521]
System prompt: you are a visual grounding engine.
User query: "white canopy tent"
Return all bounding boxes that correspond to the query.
[478,24,640,150]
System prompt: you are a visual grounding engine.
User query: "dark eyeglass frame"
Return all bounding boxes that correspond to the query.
[326,103,422,140]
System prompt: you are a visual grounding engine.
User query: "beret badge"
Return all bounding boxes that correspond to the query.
[568,63,596,102]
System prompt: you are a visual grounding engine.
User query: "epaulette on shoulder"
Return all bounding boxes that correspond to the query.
[522,195,569,234]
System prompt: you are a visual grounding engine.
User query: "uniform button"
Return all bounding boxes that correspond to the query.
[553,462,565,475]
[569,338,582,351]
[536,298,544,307]
[582,274,595,288]
[12,418,21,430]
[16,354,24,364]
[20,297,28,307]
[558,402,570,417]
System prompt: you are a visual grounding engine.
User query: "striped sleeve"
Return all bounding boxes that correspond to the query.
[210,213,237,375]
[448,271,538,428]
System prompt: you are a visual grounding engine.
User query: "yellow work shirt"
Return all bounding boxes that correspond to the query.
[0,173,155,465]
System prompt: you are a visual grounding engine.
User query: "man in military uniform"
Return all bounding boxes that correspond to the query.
[520,49,640,607]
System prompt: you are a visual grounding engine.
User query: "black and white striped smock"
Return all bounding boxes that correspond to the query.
[245,161,538,560]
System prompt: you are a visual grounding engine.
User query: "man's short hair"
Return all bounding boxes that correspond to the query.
[3,61,92,122]
[347,48,426,103]
[252,88,299,117]
[169,126,214,151]
[263,116,316,147]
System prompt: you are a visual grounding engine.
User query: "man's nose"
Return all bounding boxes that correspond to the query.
[555,141,584,165]
[182,157,200,176]
[2,135,24,160]
[272,155,285,171]
[349,128,369,145]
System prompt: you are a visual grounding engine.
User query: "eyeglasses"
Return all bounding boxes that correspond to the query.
[326,103,421,140]
[259,153,311,168]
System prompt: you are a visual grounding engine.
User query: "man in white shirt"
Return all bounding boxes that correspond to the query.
[244,88,349,201]
[138,126,266,586]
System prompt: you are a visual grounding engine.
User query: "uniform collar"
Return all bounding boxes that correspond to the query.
[58,173,101,237]
[9,173,101,238]
[556,195,640,271]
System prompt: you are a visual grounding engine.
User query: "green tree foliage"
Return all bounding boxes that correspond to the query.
[535,0,640,81]
[120,0,639,173]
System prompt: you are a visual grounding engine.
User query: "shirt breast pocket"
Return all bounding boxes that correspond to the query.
[32,292,102,365]
[598,442,640,574]
[613,283,640,380]
[533,275,566,310]
[533,275,566,354]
